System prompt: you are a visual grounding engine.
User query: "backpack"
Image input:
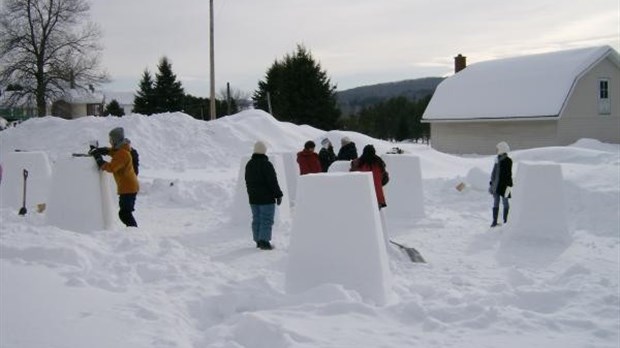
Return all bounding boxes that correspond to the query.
[130,148,140,175]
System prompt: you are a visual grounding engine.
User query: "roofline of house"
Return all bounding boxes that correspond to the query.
[558,47,617,117]
[422,115,559,123]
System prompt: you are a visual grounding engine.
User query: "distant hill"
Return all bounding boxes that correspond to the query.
[336,77,444,116]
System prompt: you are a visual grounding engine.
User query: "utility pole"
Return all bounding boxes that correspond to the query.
[209,0,216,120]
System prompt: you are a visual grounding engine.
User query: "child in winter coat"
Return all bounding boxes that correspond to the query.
[91,127,140,227]
[318,138,336,172]
[337,136,358,161]
[488,141,513,227]
[297,140,322,175]
[350,144,388,209]
[245,141,284,250]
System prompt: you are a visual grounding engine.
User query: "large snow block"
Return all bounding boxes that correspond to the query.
[502,162,570,245]
[230,154,291,227]
[46,156,117,233]
[382,154,425,220]
[274,152,298,206]
[0,151,52,210]
[286,173,391,305]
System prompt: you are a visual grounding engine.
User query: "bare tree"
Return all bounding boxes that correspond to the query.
[218,86,252,112]
[0,0,108,116]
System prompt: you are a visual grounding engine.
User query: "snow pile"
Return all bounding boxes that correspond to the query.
[0,111,618,348]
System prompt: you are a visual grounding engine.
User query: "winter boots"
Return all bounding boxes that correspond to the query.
[257,240,273,250]
[491,207,510,227]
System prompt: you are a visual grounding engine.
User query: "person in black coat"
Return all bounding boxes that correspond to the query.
[245,141,283,250]
[336,136,358,161]
[318,138,336,172]
[489,141,513,227]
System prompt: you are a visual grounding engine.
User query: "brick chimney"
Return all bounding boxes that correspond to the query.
[454,54,466,73]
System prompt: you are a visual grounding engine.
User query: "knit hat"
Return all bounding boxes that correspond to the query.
[341,136,351,145]
[362,144,376,156]
[109,127,125,147]
[253,141,267,155]
[321,138,330,147]
[496,141,510,155]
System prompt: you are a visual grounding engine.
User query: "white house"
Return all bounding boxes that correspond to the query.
[52,87,104,119]
[422,45,620,154]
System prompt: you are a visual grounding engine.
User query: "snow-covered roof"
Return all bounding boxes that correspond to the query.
[59,88,104,104]
[423,45,620,121]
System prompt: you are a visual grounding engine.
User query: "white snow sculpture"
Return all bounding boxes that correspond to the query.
[327,160,351,173]
[502,162,571,245]
[382,154,425,220]
[286,172,392,305]
[46,156,117,232]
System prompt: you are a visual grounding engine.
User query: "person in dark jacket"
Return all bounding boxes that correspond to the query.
[350,144,387,209]
[488,141,513,227]
[336,136,358,161]
[245,141,283,250]
[91,127,139,227]
[318,138,336,172]
[297,140,322,175]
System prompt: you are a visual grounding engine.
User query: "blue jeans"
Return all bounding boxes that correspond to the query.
[493,194,509,210]
[250,204,275,242]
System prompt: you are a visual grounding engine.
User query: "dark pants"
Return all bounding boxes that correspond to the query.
[119,193,137,227]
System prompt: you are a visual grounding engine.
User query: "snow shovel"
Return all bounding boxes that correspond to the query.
[18,169,28,216]
[389,240,426,263]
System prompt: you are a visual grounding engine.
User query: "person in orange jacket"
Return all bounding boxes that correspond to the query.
[296,140,322,175]
[350,144,387,209]
[91,127,139,227]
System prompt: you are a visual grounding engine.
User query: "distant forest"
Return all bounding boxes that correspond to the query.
[335,77,444,116]
[335,77,444,141]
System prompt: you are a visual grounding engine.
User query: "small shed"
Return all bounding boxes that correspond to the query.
[422,46,620,154]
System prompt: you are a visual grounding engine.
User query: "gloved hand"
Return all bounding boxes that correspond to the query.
[89,147,109,156]
[93,154,105,169]
[276,197,282,206]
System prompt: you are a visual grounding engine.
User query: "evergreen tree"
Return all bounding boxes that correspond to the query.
[153,56,184,113]
[104,99,125,117]
[133,69,155,115]
[252,44,340,130]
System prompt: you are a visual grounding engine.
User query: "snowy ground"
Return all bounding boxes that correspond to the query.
[1,111,619,348]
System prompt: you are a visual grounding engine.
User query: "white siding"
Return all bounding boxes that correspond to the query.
[557,57,620,145]
[430,120,558,155]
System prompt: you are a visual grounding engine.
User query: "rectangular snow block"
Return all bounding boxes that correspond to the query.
[0,151,52,210]
[46,156,117,233]
[285,172,391,305]
[503,162,570,243]
[382,154,425,220]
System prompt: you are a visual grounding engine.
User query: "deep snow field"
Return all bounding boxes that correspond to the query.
[0,110,619,348]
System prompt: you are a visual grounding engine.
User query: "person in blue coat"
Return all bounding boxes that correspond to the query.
[244,141,283,250]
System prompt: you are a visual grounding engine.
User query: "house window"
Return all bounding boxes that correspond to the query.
[598,78,610,115]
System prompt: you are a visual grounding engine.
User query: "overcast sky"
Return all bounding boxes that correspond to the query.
[90,0,620,97]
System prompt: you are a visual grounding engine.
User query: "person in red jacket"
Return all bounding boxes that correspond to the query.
[351,144,387,209]
[297,140,322,175]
